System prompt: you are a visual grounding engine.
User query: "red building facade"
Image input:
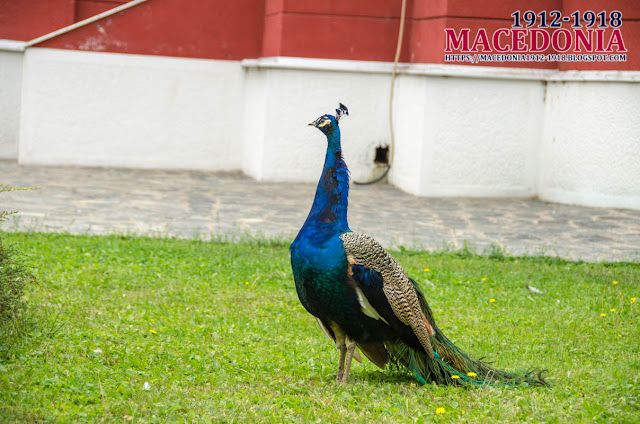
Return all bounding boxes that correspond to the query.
[1,0,638,70]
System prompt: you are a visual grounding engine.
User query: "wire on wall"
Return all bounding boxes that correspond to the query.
[354,0,406,186]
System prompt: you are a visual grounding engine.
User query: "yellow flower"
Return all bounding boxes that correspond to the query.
[613,281,618,285]
[610,308,616,312]
[436,407,446,414]
[245,281,250,285]
[618,334,622,338]
[424,268,430,272]
[600,313,606,317]
[461,410,466,415]
[149,329,157,334]
[489,299,496,303]
[467,372,477,378]
[631,298,637,304]
[481,277,487,281]
[451,375,460,379]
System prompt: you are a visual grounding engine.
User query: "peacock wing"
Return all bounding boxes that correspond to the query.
[340,232,436,358]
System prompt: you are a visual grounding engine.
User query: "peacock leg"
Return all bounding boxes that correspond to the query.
[335,339,347,382]
[340,336,357,384]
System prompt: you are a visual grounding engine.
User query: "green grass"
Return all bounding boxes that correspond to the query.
[0,232,638,423]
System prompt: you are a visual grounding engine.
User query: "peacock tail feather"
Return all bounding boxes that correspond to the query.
[385,278,548,387]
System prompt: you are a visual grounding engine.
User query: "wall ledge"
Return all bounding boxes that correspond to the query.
[242,57,640,82]
[0,40,26,52]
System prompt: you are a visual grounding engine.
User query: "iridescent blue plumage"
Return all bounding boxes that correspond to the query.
[290,104,548,386]
[289,112,372,349]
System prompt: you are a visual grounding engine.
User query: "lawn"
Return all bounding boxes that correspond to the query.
[0,232,638,423]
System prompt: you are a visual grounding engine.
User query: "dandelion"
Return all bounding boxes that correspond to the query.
[610,308,616,312]
[424,268,430,272]
[436,407,446,414]
[451,375,460,380]
[613,281,618,285]
[245,281,250,285]
[481,277,487,281]
[618,334,622,338]
[489,299,496,303]
[467,372,477,378]
[149,329,158,334]
[631,298,637,304]
[600,313,606,317]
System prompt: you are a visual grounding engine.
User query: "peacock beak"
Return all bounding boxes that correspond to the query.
[309,117,330,128]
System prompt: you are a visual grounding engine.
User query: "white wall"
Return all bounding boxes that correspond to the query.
[392,74,544,197]
[539,81,640,210]
[12,50,640,209]
[19,48,244,171]
[242,66,392,183]
[240,58,639,209]
[0,50,23,159]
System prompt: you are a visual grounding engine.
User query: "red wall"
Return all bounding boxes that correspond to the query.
[263,0,413,62]
[75,1,130,21]
[0,0,75,41]
[0,0,637,70]
[37,0,265,60]
[558,0,639,70]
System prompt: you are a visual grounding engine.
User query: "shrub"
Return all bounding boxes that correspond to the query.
[0,238,34,324]
[0,185,36,352]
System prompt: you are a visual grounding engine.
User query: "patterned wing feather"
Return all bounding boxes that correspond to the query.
[340,232,436,358]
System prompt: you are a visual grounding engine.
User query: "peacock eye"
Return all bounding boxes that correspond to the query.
[318,119,331,128]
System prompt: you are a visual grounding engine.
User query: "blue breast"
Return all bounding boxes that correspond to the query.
[290,230,351,315]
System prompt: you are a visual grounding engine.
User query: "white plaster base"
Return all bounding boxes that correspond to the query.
[0,50,24,159]
[241,67,392,182]
[538,81,640,210]
[12,50,640,210]
[392,75,544,197]
[19,48,244,171]
[241,66,544,196]
[243,58,639,209]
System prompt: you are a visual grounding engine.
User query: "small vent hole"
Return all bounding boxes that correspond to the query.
[374,146,389,165]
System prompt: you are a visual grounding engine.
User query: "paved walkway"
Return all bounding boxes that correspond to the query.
[1,160,639,262]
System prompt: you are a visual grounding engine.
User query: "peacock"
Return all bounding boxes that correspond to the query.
[289,103,548,386]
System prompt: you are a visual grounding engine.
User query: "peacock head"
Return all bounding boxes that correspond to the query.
[308,103,349,137]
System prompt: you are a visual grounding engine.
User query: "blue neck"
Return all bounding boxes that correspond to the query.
[302,127,350,234]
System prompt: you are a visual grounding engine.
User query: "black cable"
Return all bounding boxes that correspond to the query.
[353,165,390,186]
